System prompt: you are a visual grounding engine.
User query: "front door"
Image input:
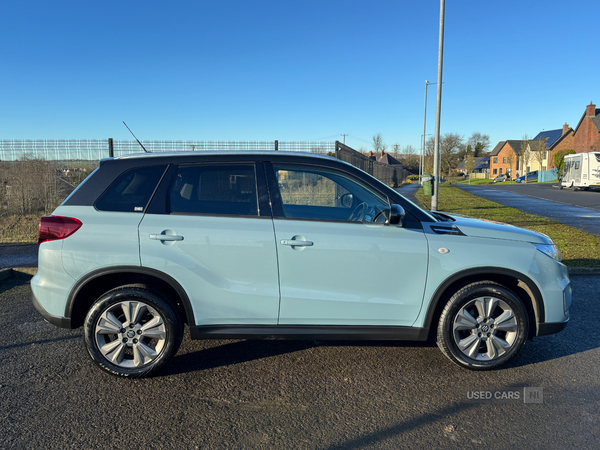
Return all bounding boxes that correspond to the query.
[269,164,428,326]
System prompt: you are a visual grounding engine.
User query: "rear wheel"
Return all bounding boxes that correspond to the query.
[84,287,183,378]
[437,281,528,370]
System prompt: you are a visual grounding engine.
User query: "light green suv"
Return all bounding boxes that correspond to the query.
[31,151,571,377]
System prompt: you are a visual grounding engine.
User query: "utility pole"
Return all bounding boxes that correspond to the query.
[431,0,445,211]
[340,134,348,145]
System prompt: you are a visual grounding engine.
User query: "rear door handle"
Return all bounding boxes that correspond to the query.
[280,239,313,247]
[150,234,184,241]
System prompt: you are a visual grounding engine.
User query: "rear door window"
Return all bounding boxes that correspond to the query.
[168,164,258,216]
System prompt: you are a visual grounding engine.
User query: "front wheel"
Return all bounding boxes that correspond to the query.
[437,281,528,370]
[84,287,183,378]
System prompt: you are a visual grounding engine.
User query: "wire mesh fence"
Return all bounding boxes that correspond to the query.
[1,139,407,237]
[0,139,336,161]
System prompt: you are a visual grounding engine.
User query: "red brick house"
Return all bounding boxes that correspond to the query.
[574,102,600,153]
[489,140,525,178]
[546,123,574,168]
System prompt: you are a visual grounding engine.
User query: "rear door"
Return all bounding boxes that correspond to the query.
[139,162,280,325]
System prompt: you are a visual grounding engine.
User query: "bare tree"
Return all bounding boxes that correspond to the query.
[395,144,419,173]
[439,133,464,176]
[467,132,491,156]
[507,155,514,182]
[520,136,532,183]
[372,133,387,154]
[1,155,64,216]
[465,154,476,184]
[424,134,463,175]
[533,138,548,172]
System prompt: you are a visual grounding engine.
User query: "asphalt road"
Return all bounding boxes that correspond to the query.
[0,243,38,269]
[452,183,600,236]
[1,273,599,449]
[476,182,600,211]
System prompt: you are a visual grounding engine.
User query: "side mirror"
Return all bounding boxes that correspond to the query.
[340,193,354,208]
[388,204,405,226]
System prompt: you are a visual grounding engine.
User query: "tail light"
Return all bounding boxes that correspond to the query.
[39,216,83,245]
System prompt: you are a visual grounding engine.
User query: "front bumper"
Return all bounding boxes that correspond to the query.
[537,320,568,336]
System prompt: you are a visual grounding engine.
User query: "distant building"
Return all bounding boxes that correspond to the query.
[455,156,489,175]
[367,151,403,166]
[531,125,575,171]
[489,141,526,177]
[538,124,575,169]
[574,102,600,154]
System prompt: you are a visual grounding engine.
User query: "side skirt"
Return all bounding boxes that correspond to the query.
[189,325,430,341]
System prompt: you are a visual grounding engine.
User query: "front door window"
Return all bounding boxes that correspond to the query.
[273,166,389,223]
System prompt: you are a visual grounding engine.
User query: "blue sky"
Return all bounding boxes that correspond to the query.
[1,0,598,152]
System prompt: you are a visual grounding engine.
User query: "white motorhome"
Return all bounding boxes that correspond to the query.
[560,152,600,190]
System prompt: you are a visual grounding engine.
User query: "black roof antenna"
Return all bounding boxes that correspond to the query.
[123,121,149,153]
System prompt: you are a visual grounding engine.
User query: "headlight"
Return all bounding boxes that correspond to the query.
[534,243,561,261]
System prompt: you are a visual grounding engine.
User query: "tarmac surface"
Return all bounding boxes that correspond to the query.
[2,272,599,449]
[397,182,600,236]
[0,243,38,269]
[456,183,600,236]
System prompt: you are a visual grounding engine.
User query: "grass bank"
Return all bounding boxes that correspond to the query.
[0,215,40,243]
[415,185,600,268]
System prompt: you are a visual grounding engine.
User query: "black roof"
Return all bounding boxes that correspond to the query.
[532,129,562,147]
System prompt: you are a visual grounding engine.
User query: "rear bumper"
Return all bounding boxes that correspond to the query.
[31,291,72,329]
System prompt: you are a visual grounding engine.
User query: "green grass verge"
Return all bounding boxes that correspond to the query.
[451,178,494,185]
[415,185,600,268]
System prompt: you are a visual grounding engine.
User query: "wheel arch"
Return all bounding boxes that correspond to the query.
[423,267,544,340]
[66,266,195,329]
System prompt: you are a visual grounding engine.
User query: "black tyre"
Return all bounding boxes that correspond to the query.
[84,287,183,378]
[437,281,528,370]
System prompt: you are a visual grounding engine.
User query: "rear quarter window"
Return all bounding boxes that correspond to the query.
[95,165,167,212]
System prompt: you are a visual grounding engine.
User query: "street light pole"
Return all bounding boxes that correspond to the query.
[421,80,436,184]
[431,0,445,211]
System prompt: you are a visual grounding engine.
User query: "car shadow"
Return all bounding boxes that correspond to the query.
[160,337,439,377]
[161,339,317,376]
